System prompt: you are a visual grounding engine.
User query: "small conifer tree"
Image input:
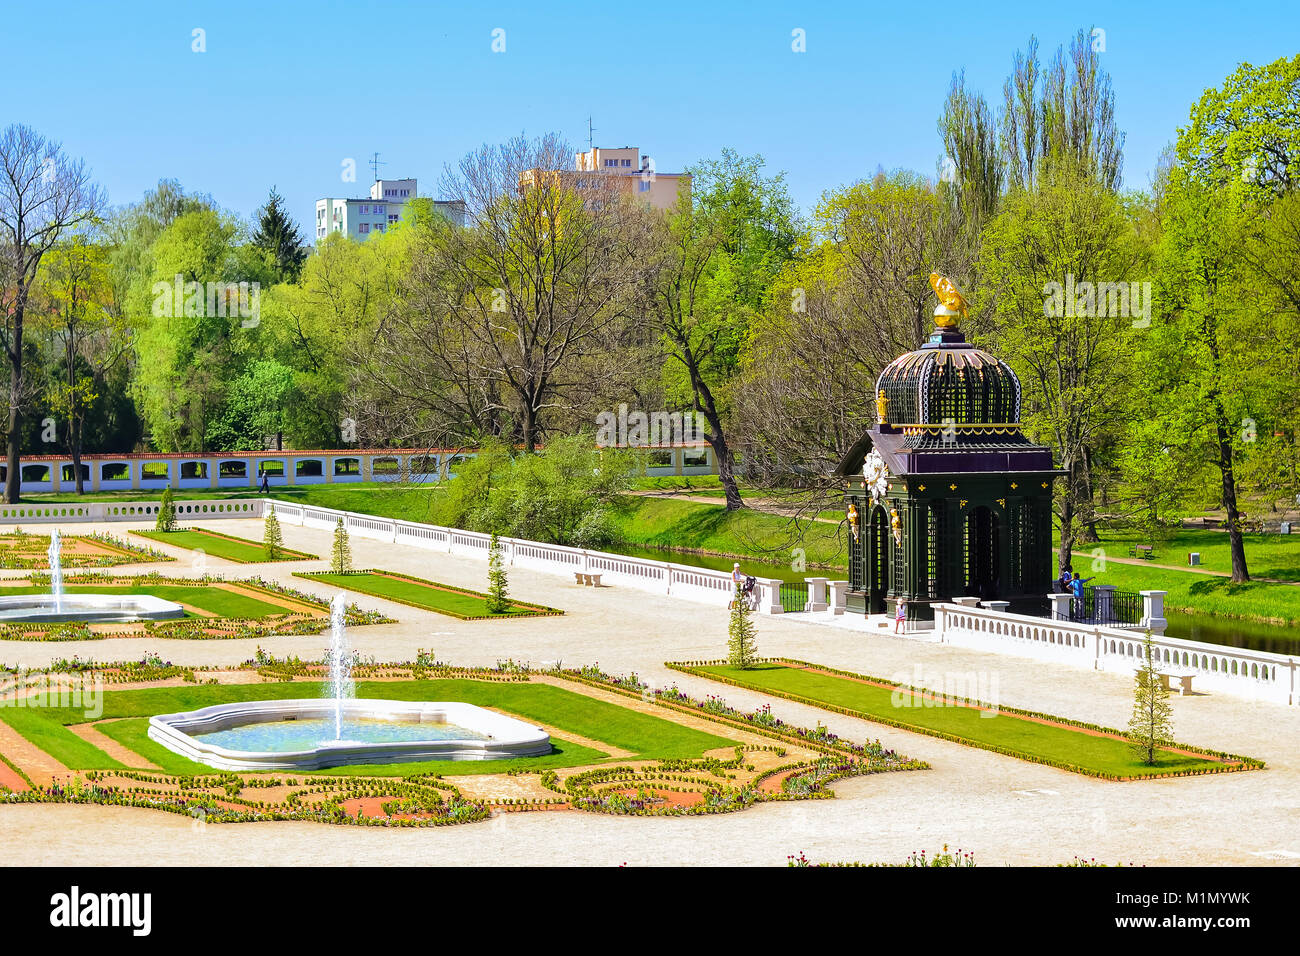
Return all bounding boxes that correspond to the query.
[156,487,176,532]
[486,531,510,613]
[263,504,284,559]
[727,584,758,669]
[1128,630,1174,765]
[331,516,353,573]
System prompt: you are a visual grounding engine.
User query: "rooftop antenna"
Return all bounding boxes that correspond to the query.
[586,115,597,150]
[369,152,387,183]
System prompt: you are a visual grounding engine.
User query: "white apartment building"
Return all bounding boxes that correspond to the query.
[314,178,465,241]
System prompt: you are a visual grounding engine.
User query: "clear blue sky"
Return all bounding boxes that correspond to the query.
[7,0,1297,231]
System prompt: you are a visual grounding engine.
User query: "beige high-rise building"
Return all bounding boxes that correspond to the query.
[520,144,688,211]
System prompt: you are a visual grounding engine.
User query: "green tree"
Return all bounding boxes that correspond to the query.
[1177,53,1300,198]
[1144,175,1258,580]
[1127,631,1173,765]
[486,531,510,613]
[331,516,352,573]
[727,584,758,669]
[156,486,176,532]
[437,435,634,547]
[263,504,283,560]
[129,207,274,452]
[647,149,800,510]
[976,162,1143,567]
[0,124,104,503]
[251,187,307,282]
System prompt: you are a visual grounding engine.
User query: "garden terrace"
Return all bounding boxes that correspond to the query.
[296,570,563,619]
[0,667,921,824]
[670,659,1263,780]
[0,532,171,569]
[0,575,390,641]
[134,528,316,563]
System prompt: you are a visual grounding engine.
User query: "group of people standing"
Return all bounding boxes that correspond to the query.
[1057,567,1095,619]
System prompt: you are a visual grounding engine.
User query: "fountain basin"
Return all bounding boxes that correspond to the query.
[148,699,553,771]
[0,594,185,623]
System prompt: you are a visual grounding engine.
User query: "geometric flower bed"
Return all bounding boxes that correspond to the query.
[0,573,392,641]
[295,570,563,620]
[0,657,924,826]
[668,658,1265,781]
[133,528,316,563]
[0,530,172,569]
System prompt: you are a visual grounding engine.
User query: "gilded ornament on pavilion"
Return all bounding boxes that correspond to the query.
[876,389,889,424]
[929,272,970,328]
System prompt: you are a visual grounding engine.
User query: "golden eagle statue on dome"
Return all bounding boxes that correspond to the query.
[928,272,969,327]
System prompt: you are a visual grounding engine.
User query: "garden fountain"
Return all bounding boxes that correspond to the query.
[149,591,551,771]
[0,528,184,623]
[48,528,64,614]
[324,593,354,741]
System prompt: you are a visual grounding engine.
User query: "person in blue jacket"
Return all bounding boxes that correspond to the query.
[1070,570,1094,620]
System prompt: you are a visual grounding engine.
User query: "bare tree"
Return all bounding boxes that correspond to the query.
[0,125,103,502]
[377,132,645,453]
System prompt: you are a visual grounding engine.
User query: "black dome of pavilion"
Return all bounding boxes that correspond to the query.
[875,326,1022,448]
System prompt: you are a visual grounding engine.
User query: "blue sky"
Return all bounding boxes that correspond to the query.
[6,0,1297,231]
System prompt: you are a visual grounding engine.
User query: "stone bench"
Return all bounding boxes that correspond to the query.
[1157,669,1196,696]
[572,572,603,587]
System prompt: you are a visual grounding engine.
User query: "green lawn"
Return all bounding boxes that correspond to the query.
[693,663,1248,779]
[0,679,735,776]
[0,583,286,619]
[609,495,845,568]
[134,529,314,563]
[1075,561,1300,625]
[1069,527,1300,583]
[299,571,559,619]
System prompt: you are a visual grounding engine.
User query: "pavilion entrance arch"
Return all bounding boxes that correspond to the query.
[867,505,890,615]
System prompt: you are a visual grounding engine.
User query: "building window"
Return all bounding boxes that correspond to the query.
[639,179,651,192]
[622,159,632,167]
[358,223,369,234]
[388,214,398,223]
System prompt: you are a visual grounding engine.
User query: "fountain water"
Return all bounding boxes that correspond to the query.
[47,528,64,614]
[323,593,355,740]
[148,590,551,771]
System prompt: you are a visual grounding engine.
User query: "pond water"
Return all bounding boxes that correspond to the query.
[196,718,487,754]
[1163,611,1300,655]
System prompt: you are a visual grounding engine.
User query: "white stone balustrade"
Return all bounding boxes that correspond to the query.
[934,601,1296,706]
[804,577,829,612]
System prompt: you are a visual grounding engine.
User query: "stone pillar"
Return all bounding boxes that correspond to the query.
[759,578,784,615]
[983,600,1010,614]
[804,577,829,612]
[951,596,980,607]
[1047,593,1072,621]
[1093,584,1116,624]
[827,580,848,616]
[1140,590,1168,636]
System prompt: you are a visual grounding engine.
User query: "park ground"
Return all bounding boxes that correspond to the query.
[1,514,1298,866]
